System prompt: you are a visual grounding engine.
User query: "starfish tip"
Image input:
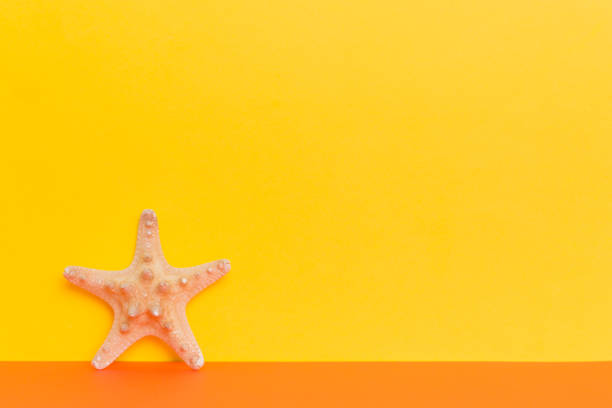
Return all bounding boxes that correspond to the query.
[190,354,205,370]
[141,208,157,217]
[63,266,74,280]
[91,358,106,370]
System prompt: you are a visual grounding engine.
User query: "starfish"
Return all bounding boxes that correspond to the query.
[64,209,230,370]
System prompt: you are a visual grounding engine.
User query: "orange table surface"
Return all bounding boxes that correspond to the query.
[1,362,612,407]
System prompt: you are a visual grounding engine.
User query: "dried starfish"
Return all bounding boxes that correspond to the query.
[64,209,230,370]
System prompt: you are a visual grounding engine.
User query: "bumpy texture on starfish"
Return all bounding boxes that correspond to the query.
[64,209,230,370]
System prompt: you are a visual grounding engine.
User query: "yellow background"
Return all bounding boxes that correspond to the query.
[0,0,610,362]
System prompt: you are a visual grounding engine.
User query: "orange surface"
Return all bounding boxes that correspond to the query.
[1,362,612,407]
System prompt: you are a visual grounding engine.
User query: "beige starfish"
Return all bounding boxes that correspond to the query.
[64,209,230,370]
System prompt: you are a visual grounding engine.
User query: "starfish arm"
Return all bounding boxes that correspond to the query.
[91,320,147,370]
[173,259,230,300]
[158,307,204,370]
[63,265,121,304]
[131,209,165,266]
